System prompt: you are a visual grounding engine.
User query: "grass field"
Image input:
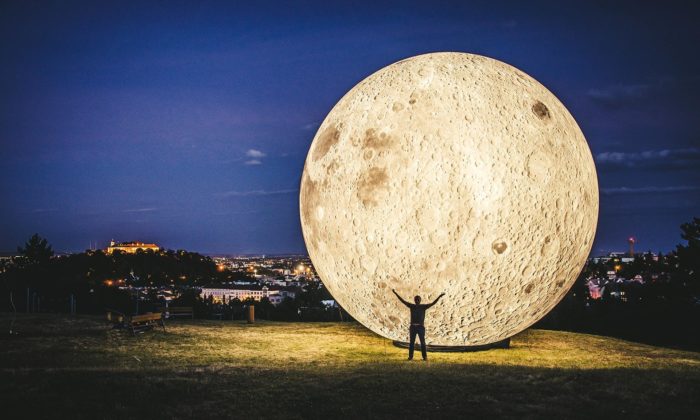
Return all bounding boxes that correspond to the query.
[1,314,699,419]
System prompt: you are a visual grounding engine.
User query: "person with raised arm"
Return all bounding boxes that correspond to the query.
[392,289,446,361]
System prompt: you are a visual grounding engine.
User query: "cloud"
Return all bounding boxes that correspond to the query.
[601,186,699,195]
[243,149,266,165]
[587,76,700,109]
[587,84,652,107]
[595,147,700,169]
[245,149,266,158]
[123,207,158,213]
[218,189,297,197]
[301,121,320,131]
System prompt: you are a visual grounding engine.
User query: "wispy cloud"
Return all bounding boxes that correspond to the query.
[218,189,297,197]
[587,84,652,107]
[123,207,158,213]
[595,148,700,169]
[587,76,699,109]
[243,149,266,165]
[301,121,320,131]
[245,149,266,158]
[601,186,699,195]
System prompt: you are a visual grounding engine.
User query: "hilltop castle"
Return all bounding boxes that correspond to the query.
[106,240,160,254]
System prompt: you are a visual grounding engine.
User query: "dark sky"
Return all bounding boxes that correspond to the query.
[1,1,699,255]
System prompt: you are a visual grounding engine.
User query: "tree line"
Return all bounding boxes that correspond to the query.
[1,217,698,346]
[537,217,700,350]
[0,235,337,320]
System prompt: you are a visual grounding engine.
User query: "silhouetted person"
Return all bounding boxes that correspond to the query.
[392,289,445,360]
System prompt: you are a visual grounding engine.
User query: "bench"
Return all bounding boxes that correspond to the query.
[128,312,165,335]
[165,306,194,319]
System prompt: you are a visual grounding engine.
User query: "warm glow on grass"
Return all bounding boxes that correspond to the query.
[1,314,698,417]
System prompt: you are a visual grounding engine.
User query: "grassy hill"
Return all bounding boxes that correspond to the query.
[1,314,698,419]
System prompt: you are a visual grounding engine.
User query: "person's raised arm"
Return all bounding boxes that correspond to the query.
[392,289,411,307]
[426,292,446,308]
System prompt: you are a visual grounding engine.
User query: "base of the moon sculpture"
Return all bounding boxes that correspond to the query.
[392,338,510,352]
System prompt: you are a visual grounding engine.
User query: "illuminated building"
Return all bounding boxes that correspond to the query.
[106,240,160,254]
[200,285,296,305]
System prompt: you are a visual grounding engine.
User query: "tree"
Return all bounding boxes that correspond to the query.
[17,233,54,266]
[295,281,332,307]
[256,297,274,319]
[674,217,700,296]
[276,297,300,321]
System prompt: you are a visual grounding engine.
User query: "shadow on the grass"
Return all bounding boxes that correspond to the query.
[1,363,698,419]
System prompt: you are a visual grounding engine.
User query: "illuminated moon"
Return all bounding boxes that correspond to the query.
[300,52,598,346]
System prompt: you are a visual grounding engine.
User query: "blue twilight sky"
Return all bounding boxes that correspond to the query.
[1,1,699,255]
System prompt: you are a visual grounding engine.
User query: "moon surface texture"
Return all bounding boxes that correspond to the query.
[300,52,598,346]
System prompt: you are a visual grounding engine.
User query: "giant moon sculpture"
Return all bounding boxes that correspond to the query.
[300,52,598,346]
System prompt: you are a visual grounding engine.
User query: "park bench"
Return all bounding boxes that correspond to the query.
[128,312,165,335]
[165,306,194,319]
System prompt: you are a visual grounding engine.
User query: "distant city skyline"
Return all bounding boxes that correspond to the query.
[1,1,699,255]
